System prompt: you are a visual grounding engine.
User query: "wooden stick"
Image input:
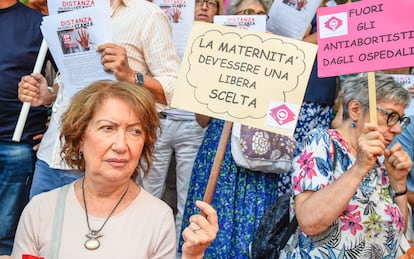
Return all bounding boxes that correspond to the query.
[367,71,377,124]
[201,120,233,214]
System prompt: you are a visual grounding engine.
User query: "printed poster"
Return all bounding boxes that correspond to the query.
[41,7,114,98]
[153,0,195,60]
[267,0,322,39]
[214,15,267,32]
[47,0,109,14]
[391,74,414,116]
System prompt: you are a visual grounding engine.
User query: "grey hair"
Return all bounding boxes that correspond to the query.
[341,72,411,120]
[226,0,271,15]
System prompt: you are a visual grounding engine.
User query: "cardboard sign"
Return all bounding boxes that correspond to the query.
[171,22,317,136]
[317,0,414,77]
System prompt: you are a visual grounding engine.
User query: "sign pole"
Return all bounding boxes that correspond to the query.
[13,39,48,142]
[367,72,377,124]
[200,121,233,215]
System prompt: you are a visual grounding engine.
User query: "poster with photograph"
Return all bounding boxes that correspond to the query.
[154,0,195,60]
[266,0,322,39]
[47,0,110,14]
[391,74,414,116]
[41,7,114,98]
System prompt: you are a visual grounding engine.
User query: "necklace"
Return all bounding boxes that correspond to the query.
[82,178,129,250]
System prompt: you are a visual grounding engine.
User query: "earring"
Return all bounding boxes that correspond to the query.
[70,151,83,160]
[351,122,356,128]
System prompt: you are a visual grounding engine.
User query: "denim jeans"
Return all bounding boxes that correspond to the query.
[0,142,35,255]
[29,159,83,199]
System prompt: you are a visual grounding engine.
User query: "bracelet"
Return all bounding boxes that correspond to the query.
[44,86,56,108]
[391,186,408,199]
[47,86,56,94]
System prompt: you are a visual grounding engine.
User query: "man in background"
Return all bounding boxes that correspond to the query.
[0,0,50,254]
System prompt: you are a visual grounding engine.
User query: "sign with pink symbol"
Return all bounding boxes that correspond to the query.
[171,22,317,136]
[317,0,414,77]
[266,102,299,133]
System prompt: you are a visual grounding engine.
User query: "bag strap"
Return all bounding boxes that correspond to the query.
[279,136,339,251]
[49,184,70,259]
[278,215,298,250]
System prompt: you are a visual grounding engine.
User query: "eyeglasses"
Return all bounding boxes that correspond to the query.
[376,107,410,130]
[195,0,218,9]
[235,8,267,15]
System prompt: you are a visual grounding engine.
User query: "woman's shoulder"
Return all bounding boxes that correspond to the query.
[30,184,70,205]
[137,188,173,215]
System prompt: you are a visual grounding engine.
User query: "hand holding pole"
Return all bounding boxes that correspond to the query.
[12,39,48,142]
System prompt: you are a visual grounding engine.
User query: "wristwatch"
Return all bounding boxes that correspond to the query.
[134,71,144,86]
[390,186,408,200]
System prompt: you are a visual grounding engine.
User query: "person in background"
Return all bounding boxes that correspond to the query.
[28,0,48,14]
[226,0,268,16]
[138,0,223,254]
[0,0,51,254]
[295,0,339,147]
[391,115,414,232]
[10,81,218,259]
[284,73,411,258]
[17,0,179,200]
[178,0,291,257]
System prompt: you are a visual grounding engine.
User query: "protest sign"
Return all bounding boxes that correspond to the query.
[171,22,317,136]
[41,7,114,98]
[391,74,414,116]
[317,0,414,77]
[214,15,267,32]
[153,0,195,60]
[267,0,322,39]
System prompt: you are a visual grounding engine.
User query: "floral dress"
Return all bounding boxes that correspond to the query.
[179,118,290,258]
[286,129,404,259]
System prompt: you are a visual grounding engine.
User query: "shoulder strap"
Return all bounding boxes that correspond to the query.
[278,215,298,251]
[49,184,70,259]
[332,139,338,172]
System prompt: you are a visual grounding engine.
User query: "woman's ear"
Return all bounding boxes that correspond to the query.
[348,99,362,121]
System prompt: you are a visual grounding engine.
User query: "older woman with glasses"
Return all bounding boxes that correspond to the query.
[283,73,412,258]
[195,0,224,20]
[226,0,268,16]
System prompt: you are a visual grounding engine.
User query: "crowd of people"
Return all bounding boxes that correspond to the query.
[1,0,414,258]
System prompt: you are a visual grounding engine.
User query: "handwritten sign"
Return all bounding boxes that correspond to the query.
[171,22,317,135]
[317,0,414,77]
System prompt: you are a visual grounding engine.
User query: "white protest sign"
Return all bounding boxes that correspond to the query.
[171,22,317,136]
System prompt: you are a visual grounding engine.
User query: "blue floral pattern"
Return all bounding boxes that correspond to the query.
[286,129,404,259]
[179,119,289,258]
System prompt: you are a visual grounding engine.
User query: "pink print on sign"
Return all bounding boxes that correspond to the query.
[324,16,343,31]
[269,104,295,126]
[317,0,414,77]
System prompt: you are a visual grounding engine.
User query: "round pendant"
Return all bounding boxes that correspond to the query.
[85,237,100,250]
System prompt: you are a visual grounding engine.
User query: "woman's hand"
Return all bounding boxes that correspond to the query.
[353,123,386,177]
[181,201,218,259]
[384,142,411,191]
